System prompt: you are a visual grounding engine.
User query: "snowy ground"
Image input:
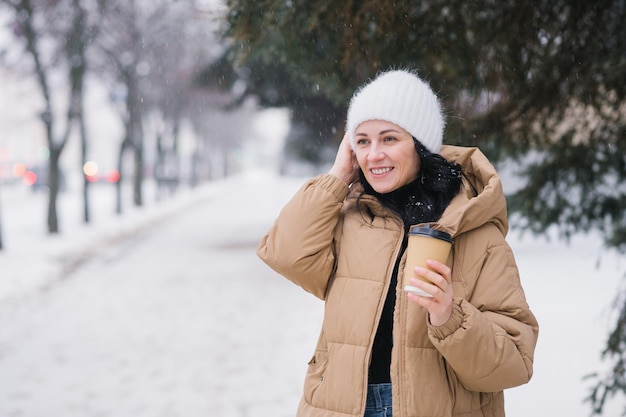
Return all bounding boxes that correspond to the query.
[0,168,625,417]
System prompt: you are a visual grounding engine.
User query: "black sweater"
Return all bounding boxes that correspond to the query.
[366,179,419,384]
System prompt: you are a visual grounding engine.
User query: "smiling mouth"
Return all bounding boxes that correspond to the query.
[371,167,393,175]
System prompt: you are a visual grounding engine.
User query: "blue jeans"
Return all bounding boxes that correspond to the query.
[364,383,392,417]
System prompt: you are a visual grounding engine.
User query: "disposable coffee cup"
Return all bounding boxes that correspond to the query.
[403,226,453,297]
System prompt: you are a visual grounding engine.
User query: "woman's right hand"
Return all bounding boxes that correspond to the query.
[328,132,359,185]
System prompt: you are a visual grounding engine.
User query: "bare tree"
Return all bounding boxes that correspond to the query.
[95,0,214,211]
[1,0,105,232]
[3,0,71,233]
[95,0,146,211]
[48,0,106,223]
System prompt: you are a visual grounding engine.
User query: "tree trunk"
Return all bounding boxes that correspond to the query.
[115,135,130,215]
[81,116,90,223]
[68,0,90,224]
[126,69,143,207]
[47,148,61,233]
[133,140,143,206]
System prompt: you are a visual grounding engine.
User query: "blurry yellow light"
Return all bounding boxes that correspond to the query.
[83,161,99,177]
[12,163,26,177]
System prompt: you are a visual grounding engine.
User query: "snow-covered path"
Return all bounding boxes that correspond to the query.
[0,173,624,416]
[0,175,322,417]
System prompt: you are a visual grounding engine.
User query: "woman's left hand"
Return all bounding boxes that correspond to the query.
[406,259,453,326]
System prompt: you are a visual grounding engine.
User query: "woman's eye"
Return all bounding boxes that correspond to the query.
[383,136,396,142]
[356,138,369,146]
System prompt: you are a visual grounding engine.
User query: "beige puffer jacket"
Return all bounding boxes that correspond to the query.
[257,146,539,417]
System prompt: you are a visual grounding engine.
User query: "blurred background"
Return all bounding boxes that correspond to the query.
[1,1,626,416]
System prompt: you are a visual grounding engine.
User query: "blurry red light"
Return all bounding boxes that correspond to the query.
[86,174,100,183]
[23,171,37,186]
[105,170,120,183]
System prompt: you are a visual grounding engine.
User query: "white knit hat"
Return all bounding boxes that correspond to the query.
[346,69,444,154]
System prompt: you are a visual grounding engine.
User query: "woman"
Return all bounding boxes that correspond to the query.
[257,69,539,417]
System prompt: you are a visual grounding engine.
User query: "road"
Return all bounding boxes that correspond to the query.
[0,177,323,417]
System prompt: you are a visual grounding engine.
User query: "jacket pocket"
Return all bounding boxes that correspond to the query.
[303,349,329,406]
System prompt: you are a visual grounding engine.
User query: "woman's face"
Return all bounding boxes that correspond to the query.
[354,120,420,194]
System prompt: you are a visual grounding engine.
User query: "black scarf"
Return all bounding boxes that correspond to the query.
[361,175,437,230]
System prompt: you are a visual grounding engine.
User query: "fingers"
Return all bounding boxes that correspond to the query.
[406,260,453,326]
[407,277,443,298]
[412,260,450,291]
[340,131,351,146]
[329,132,359,184]
[341,133,358,165]
[424,259,451,282]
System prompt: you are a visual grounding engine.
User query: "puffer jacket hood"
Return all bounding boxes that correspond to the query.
[437,146,508,237]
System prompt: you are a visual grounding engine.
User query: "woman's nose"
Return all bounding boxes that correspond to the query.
[367,145,384,161]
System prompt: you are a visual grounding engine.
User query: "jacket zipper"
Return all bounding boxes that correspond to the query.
[362,219,406,413]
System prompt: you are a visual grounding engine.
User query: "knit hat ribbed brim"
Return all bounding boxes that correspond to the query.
[346,70,444,154]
